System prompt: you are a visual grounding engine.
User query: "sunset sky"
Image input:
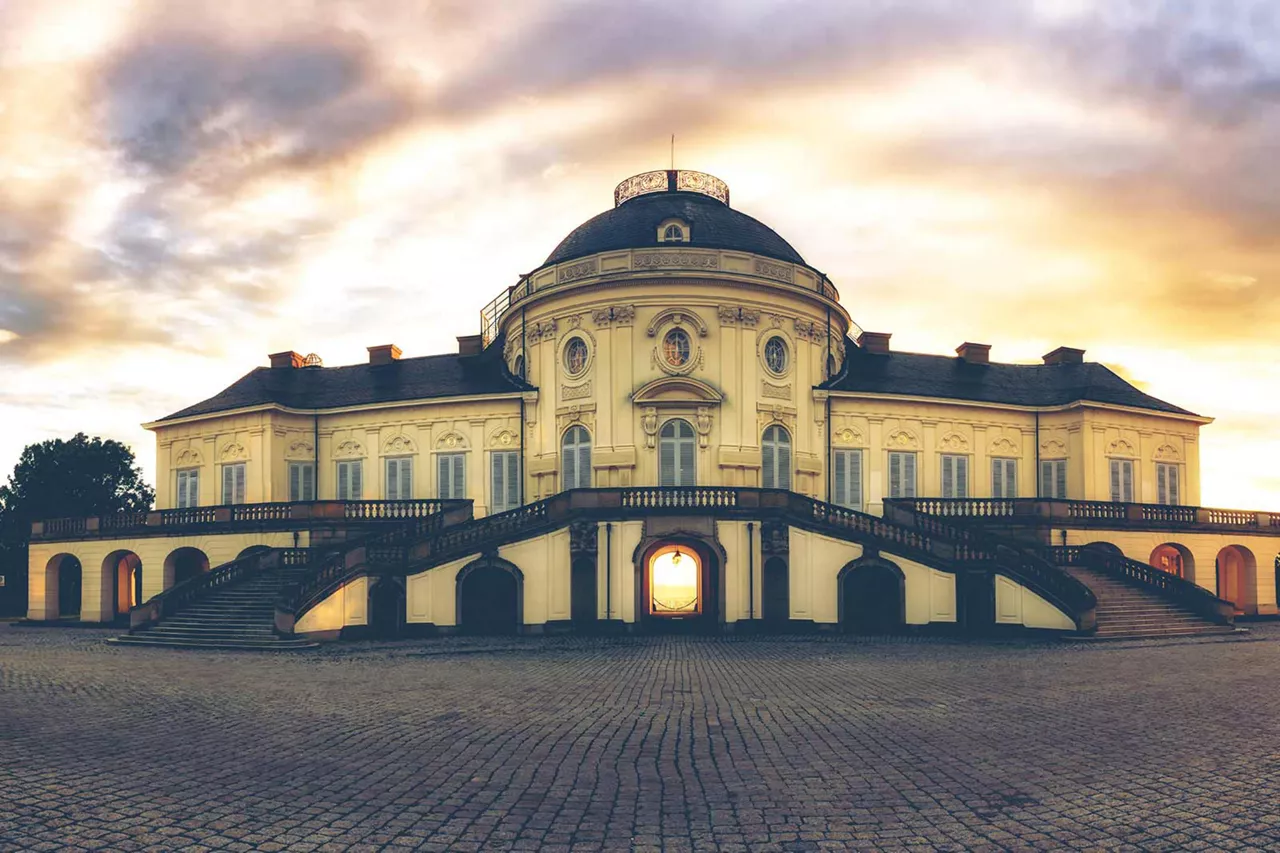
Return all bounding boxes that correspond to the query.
[1,0,1276,509]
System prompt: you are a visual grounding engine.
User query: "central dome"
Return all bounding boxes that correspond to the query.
[542,170,806,268]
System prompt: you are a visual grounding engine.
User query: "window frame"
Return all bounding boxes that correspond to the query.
[563,336,589,377]
[288,462,315,502]
[336,459,363,501]
[1155,462,1180,506]
[763,336,789,376]
[990,458,1018,499]
[221,462,246,505]
[833,449,863,510]
[437,452,467,501]
[658,418,697,487]
[940,454,969,499]
[662,328,691,368]
[176,468,200,509]
[384,456,413,501]
[561,426,592,491]
[761,424,792,490]
[1109,458,1135,503]
[887,451,917,499]
[1039,459,1067,499]
[491,450,521,513]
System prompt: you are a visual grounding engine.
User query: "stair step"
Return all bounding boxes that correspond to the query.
[110,636,317,651]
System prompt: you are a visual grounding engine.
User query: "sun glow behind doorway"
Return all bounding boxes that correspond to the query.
[650,546,700,616]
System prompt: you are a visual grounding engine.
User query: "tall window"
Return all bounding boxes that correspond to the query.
[659,419,696,487]
[336,460,363,501]
[887,451,917,499]
[561,426,592,490]
[991,458,1017,499]
[385,457,413,500]
[288,462,315,502]
[833,449,862,509]
[1039,459,1067,499]
[940,454,969,499]
[491,451,520,513]
[221,463,246,505]
[1109,459,1135,503]
[437,452,466,500]
[761,425,792,490]
[1156,462,1180,505]
[176,469,200,508]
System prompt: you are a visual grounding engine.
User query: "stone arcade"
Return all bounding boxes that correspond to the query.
[25,170,1280,647]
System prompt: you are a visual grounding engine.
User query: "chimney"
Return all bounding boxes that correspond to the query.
[857,331,892,355]
[956,342,991,365]
[1042,346,1085,365]
[457,334,483,356]
[268,351,304,369]
[367,344,402,366]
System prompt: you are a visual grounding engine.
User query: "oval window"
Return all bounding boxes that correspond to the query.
[764,336,788,374]
[663,328,691,367]
[564,337,589,376]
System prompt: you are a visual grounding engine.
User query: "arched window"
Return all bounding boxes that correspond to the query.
[662,224,685,242]
[513,354,525,379]
[762,425,791,490]
[562,425,592,490]
[659,419,696,487]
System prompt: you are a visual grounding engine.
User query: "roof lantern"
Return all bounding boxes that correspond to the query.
[614,170,730,207]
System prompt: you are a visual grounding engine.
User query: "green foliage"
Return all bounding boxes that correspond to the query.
[0,432,154,547]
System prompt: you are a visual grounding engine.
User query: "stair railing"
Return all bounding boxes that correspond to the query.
[129,548,283,632]
[1051,546,1235,625]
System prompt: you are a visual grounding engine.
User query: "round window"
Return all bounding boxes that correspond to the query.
[663,328,691,367]
[764,336,788,374]
[563,337,588,376]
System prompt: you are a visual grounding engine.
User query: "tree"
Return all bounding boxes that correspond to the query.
[0,433,154,615]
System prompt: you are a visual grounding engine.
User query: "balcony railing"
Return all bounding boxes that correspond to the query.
[32,499,470,541]
[891,498,1278,533]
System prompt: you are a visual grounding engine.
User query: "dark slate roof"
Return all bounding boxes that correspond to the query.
[821,342,1199,416]
[158,342,529,421]
[542,191,806,267]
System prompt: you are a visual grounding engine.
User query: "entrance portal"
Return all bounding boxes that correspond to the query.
[55,556,82,618]
[839,560,905,634]
[457,560,521,635]
[640,540,719,633]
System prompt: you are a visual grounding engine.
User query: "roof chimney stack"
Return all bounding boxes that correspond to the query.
[956,342,991,365]
[367,344,402,366]
[268,351,304,369]
[857,331,892,355]
[457,335,483,356]
[1042,346,1085,365]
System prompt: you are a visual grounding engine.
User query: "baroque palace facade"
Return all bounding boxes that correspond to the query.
[26,170,1280,647]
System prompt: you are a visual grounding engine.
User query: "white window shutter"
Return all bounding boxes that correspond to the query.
[452,454,465,499]
[438,455,450,500]
[1005,460,1017,499]
[1055,461,1066,499]
[850,450,862,509]
[1040,461,1051,498]
[507,452,520,508]
[562,438,576,490]
[1122,460,1133,502]
[289,464,300,502]
[956,456,967,498]
[577,440,590,490]
[400,458,412,500]
[491,454,504,511]
[659,439,675,487]
[778,431,791,490]
[304,464,314,500]
[1169,465,1179,505]
[834,451,847,505]
[679,432,695,486]
[1157,464,1167,505]
[762,434,775,489]
[888,453,900,498]
[222,465,233,505]
[942,456,954,498]
[1110,460,1121,502]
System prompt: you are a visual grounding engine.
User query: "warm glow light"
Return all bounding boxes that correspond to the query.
[650,548,699,615]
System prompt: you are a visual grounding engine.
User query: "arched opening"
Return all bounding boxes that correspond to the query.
[44,554,82,619]
[457,559,522,635]
[368,576,405,640]
[1216,545,1258,615]
[164,547,210,589]
[838,559,905,635]
[761,557,789,628]
[236,545,272,561]
[1082,541,1123,558]
[570,556,598,629]
[1149,543,1194,582]
[638,538,720,633]
[761,425,792,490]
[658,419,696,486]
[101,551,142,619]
[561,425,592,490]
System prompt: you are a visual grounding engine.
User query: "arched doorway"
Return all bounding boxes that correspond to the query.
[102,551,142,620]
[1216,545,1258,615]
[164,547,210,589]
[639,539,720,633]
[1149,543,1193,582]
[45,554,82,619]
[839,559,905,635]
[761,557,789,628]
[570,556,598,629]
[368,576,405,639]
[237,545,272,561]
[457,559,522,635]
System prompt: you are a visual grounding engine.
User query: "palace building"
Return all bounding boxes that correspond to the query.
[25,170,1280,647]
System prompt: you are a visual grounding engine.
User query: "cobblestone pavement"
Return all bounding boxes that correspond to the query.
[4,626,1280,852]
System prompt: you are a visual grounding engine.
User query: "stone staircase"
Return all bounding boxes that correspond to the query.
[1064,565,1235,640]
[112,565,317,651]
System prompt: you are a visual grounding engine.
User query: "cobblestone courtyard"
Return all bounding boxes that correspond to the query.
[3,627,1280,852]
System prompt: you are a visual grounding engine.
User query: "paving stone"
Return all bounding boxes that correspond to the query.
[2,625,1279,851]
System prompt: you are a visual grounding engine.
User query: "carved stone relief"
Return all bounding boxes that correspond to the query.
[762,381,791,399]
[220,442,248,461]
[989,437,1020,457]
[569,520,598,555]
[633,251,719,270]
[717,305,760,326]
[1107,438,1137,457]
[939,432,969,452]
[885,429,920,450]
[557,258,599,283]
[174,448,203,467]
[1153,442,1181,461]
[562,382,592,401]
[434,432,467,451]
[834,426,866,447]
[641,407,659,448]
[592,304,635,327]
[382,434,417,455]
[1040,439,1068,458]
[490,429,518,449]
[334,439,366,458]
[754,258,794,283]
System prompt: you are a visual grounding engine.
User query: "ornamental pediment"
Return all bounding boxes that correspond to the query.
[631,376,723,406]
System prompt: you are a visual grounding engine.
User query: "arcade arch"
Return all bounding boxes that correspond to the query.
[43,553,82,619]
[164,547,210,589]
[456,558,523,635]
[1216,545,1258,615]
[838,557,905,634]
[101,550,142,619]
[1149,543,1194,583]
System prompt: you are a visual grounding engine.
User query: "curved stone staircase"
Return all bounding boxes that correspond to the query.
[1063,564,1235,640]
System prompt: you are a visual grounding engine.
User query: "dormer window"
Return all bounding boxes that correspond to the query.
[657,219,690,243]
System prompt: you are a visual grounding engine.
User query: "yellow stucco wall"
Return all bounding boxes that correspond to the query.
[994,574,1075,630]
[597,520,643,623]
[28,530,308,622]
[294,575,368,635]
